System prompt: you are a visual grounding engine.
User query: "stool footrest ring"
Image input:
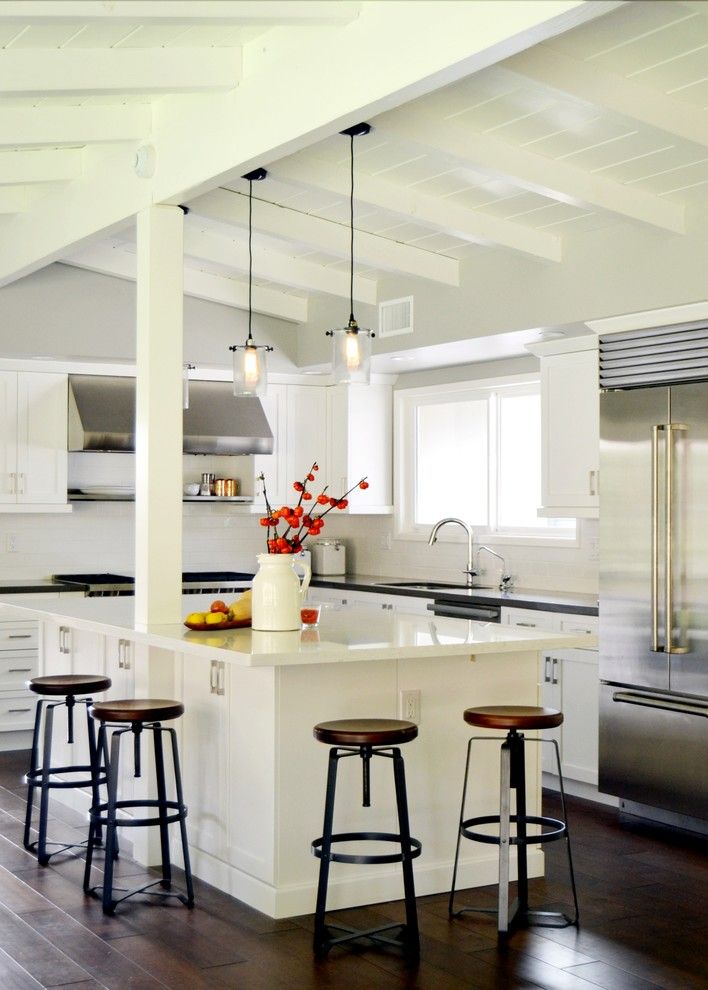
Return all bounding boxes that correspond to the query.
[461,813,567,846]
[90,798,187,830]
[312,830,422,866]
[26,765,108,790]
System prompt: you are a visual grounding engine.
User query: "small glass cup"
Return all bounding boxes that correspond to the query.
[300,603,321,628]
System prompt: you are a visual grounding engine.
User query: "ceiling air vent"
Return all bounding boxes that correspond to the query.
[379,296,413,338]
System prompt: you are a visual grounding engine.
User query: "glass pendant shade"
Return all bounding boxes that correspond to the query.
[329,324,373,384]
[232,341,268,397]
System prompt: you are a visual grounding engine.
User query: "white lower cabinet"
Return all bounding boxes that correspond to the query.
[0,618,39,746]
[179,654,230,864]
[501,606,599,787]
[313,587,430,615]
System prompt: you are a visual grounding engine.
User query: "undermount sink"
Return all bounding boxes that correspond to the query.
[375,581,473,591]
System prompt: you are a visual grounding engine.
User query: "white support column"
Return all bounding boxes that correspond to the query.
[134,204,184,628]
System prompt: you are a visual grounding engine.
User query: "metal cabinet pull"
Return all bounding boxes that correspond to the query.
[216,661,225,696]
[8,668,31,673]
[9,472,16,494]
[209,660,218,694]
[589,469,598,496]
[543,657,551,683]
[612,691,707,718]
[551,657,559,685]
[122,640,131,670]
[59,626,69,654]
[17,472,24,495]
[516,621,536,628]
[651,422,688,655]
[8,707,31,714]
[8,634,31,639]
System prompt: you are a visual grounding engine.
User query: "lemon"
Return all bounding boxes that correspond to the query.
[186,612,206,625]
[205,611,227,626]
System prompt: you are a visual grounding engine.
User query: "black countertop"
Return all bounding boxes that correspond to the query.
[310,573,598,617]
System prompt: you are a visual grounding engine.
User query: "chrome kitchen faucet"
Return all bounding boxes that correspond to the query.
[427,518,475,587]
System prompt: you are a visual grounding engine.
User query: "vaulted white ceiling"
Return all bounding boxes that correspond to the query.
[3,1,707,337]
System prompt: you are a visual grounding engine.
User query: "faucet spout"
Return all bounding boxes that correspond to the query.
[477,545,513,592]
[427,517,475,587]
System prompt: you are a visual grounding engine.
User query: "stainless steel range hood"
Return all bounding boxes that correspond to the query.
[68,375,274,455]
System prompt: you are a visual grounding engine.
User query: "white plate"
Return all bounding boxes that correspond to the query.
[79,486,135,496]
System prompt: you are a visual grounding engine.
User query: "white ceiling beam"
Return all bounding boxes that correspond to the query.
[0,149,83,185]
[0,187,30,214]
[190,188,459,285]
[61,243,307,323]
[183,224,377,303]
[378,110,685,234]
[274,155,562,263]
[0,106,151,149]
[0,2,361,25]
[506,46,708,150]
[0,48,241,96]
[0,0,616,285]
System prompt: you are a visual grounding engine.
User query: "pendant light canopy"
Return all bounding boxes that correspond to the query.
[326,122,374,385]
[230,167,272,397]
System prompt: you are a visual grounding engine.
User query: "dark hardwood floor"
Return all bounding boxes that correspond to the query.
[0,748,705,990]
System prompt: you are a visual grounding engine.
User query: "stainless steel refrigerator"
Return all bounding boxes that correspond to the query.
[599,357,708,828]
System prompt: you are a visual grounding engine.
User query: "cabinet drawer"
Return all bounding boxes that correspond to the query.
[502,607,561,631]
[0,693,37,731]
[0,652,37,691]
[0,622,38,650]
[559,615,598,637]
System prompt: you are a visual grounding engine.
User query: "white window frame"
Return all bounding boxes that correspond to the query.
[394,373,578,547]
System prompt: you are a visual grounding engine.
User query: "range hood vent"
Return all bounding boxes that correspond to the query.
[599,321,708,389]
[68,375,274,455]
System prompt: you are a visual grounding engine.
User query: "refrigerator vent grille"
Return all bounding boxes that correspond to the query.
[599,321,708,389]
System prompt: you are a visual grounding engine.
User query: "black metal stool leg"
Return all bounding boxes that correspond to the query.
[102,728,123,915]
[498,735,512,933]
[86,703,103,848]
[511,732,529,922]
[152,724,172,890]
[36,704,56,866]
[23,699,44,850]
[449,736,473,917]
[392,747,420,960]
[168,726,195,906]
[552,738,579,926]
[313,747,339,957]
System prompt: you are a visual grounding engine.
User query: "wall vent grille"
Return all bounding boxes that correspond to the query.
[599,321,708,389]
[379,296,413,338]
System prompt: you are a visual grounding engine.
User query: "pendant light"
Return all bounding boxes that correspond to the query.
[229,167,272,397]
[326,122,374,384]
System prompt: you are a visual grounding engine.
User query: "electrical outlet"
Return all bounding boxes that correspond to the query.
[399,689,421,723]
[6,534,17,553]
[380,532,392,550]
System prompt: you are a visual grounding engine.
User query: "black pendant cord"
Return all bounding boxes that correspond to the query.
[248,177,253,344]
[349,131,355,326]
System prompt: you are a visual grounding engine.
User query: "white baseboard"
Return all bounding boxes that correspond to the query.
[543,772,619,808]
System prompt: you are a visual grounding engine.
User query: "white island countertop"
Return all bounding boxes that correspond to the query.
[0,594,596,667]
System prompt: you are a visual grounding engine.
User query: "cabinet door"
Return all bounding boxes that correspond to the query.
[540,652,562,774]
[16,373,68,504]
[327,383,393,512]
[542,350,599,511]
[179,656,229,864]
[501,607,561,631]
[0,371,18,504]
[285,385,327,491]
[559,649,599,785]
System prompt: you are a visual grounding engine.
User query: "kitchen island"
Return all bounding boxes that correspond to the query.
[0,594,595,918]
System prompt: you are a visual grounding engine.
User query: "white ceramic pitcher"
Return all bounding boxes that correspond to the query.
[251,553,311,631]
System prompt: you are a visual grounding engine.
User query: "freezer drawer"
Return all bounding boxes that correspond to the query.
[599,683,708,820]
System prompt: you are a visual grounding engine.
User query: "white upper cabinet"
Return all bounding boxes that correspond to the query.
[255,382,393,515]
[533,341,599,517]
[326,383,392,513]
[0,372,69,510]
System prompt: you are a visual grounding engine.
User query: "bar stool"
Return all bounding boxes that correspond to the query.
[83,698,194,915]
[311,718,421,960]
[449,706,579,935]
[24,674,112,865]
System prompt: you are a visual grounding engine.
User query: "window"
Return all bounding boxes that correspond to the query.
[395,375,575,542]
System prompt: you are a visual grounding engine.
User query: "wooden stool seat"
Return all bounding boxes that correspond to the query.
[89,699,184,723]
[313,718,418,746]
[29,674,112,697]
[463,705,563,731]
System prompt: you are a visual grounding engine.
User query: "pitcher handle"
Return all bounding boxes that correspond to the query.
[294,558,311,600]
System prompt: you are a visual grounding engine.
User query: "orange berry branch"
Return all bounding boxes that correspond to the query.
[258,462,369,554]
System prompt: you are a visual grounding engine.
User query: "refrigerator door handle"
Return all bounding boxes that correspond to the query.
[652,422,688,654]
[612,690,707,718]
